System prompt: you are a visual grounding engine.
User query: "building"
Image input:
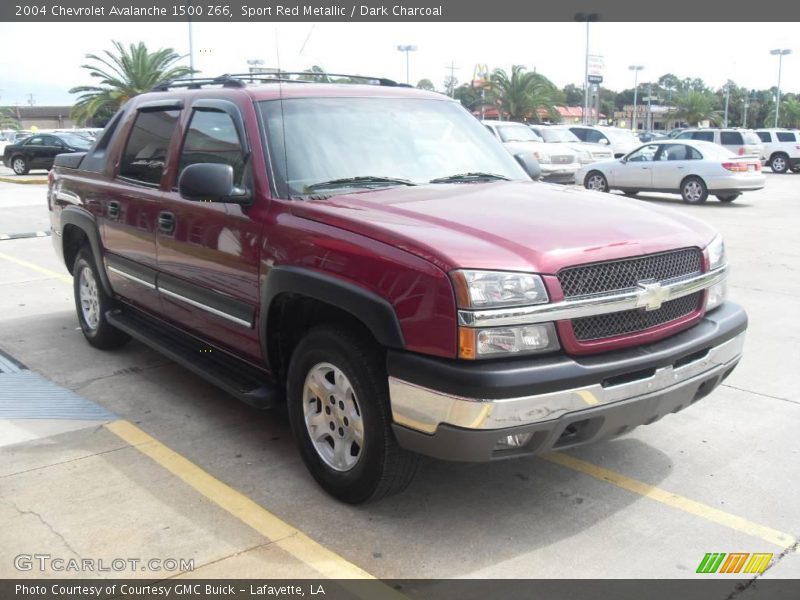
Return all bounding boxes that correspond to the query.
[613,104,685,131]
[1,106,75,130]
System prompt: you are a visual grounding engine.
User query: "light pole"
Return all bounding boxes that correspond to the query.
[770,48,791,127]
[628,65,644,131]
[575,13,599,124]
[397,45,417,85]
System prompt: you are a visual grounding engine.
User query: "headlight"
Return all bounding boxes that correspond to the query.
[532,151,551,164]
[707,234,726,270]
[705,234,727,311]
[459,323,560,359]
[451,270,549,309]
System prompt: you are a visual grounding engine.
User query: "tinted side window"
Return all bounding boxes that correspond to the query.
[584,130,604,144]
[757,131,771,142]
[179,110,245,185]
[43,136,61,146]
[571,128,588,141]
[777,132,796,142]
[26,136,44,146]
[687,146,703,160]
[720,131,743,145]
[120,109,180,185]
[676,132,693,139]
[692,131,714,142]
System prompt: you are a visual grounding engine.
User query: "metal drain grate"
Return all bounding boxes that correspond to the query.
[0,370,116,420]
[0,349,26,374]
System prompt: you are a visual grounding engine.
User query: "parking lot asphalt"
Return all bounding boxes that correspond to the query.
[0,173,798,583]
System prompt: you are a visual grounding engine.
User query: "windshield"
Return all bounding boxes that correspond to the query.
[58,133,92,148]
[496,124,539,143]
[259,97,526,197]
[540,128,580,143]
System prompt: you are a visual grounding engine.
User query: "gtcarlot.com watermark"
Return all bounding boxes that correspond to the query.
[14,553,194,573]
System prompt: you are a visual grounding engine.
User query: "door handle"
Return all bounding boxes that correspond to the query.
[107,201,120,218]
[158,211,175,234]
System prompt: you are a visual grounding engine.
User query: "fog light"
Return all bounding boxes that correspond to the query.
[706,280,727,311]
[475,323,559,357]
[494,432,533,451]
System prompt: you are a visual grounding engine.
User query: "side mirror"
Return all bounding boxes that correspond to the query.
[178,163,250,204]
[514,153,542,181]
[619,157,627,164]
[599,138,610,145]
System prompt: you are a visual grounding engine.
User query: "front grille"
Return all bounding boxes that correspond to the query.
[572,292,702,341]
[559,248,702,298]
[551,155,574,164]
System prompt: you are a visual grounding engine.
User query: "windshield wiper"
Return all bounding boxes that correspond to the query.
[429,172,509,184]
[304,176,416,193]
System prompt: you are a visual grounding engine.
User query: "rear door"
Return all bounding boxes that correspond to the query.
[103,103,182,314]
[155,100,264,362]
[651,143,701,190]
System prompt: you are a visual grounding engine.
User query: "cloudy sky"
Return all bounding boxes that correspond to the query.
[0,21,797,106]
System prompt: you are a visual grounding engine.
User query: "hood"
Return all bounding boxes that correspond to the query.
[568,142,614,156]
[290,181,717,275]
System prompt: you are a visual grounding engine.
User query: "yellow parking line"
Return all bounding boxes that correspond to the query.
[0,251,72,284]
[105,420,378,580]
[545,452,796,550]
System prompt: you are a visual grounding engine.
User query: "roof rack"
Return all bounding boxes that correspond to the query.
[151,72,409,92]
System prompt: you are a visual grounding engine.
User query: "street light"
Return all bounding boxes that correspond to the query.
[770,48,792,127]
[397,44,417,85]
[575,13,599,124]
[628,65,644,132]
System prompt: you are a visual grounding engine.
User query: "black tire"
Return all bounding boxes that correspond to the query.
[73,247,130,350]
[11,155,29,175]
[791,166,800,174]
[623,190,640,196]
[287,325,419,504]
[770,153,789,174]
[716,194,740,203]
[584,171,609,193]
[680,176,708,204]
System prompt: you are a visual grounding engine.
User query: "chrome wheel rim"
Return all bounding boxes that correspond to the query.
[586,174,606,192]
[773,157,786,171]
[12,159,25,174]
[684,180,703,202]
[302,362,364,472]
[79,266,100,330]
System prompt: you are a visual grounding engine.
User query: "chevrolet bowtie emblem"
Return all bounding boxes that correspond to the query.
[636,281,670,311]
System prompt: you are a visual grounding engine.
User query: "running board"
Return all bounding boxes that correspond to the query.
[106,309,282,409]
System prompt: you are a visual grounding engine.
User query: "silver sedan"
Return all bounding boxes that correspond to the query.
[575,140,766,203]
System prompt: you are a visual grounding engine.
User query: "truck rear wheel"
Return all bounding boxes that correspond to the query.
[73,247,130,350]
[286,325,419,503]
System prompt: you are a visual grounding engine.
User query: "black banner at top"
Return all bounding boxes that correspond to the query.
[4,0,800,21]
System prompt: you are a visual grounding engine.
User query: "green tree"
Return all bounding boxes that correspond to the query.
[490,65,560,122]
[767,95,800,128]
[673,90,722,126]
[453,83,483,111]
[443,75,458,97]
[562,83,584,106]
[0,107,20,129]
[416,78,435,91]
[69,41,194,125]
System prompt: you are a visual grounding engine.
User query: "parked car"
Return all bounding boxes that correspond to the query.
[754,128,800,173]
[674,128,765,163]
[528,124,613,164]
[637,131,669,143]
[3,132,92,174]
[577,139,765,203]
[483,120,579,182]
[49,74,746,503]
[667,128,688,138]
[568,125,641,158]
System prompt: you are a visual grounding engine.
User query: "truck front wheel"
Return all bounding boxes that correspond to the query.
[287,325,418,503]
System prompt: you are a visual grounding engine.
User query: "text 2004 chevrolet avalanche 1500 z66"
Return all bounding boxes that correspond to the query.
[48,74,747,503]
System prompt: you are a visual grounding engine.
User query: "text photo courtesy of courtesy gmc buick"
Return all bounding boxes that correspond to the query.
[47,74,747,504]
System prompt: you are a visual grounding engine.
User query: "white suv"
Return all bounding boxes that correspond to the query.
[675,129,765,164]
[568,125,641,159]
[755,129,800,174]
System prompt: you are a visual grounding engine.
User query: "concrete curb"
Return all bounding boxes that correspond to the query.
[0,231,51,241]
[0,176,47,184]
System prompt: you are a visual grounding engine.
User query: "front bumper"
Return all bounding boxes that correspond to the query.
[540,163,580,182]
[388,302,747,461]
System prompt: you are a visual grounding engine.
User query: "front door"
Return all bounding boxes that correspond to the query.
[613,144,658,189]
[156,102,264,362]
[103,105,181,314]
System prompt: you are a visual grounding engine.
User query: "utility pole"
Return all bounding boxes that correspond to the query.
[445,60,460,98]
[723,82,730,127]
[743,96,749,128]
[628,65,644,131]
[575,13,598,125]
[770,49,792,127]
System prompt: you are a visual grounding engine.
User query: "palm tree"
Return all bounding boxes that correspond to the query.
[69,41,194,125]
[672,90,722,126]
[489,65,560,122]
[766,96,800,128]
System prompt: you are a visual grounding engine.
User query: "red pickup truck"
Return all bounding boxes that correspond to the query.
[48,74,747,503]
